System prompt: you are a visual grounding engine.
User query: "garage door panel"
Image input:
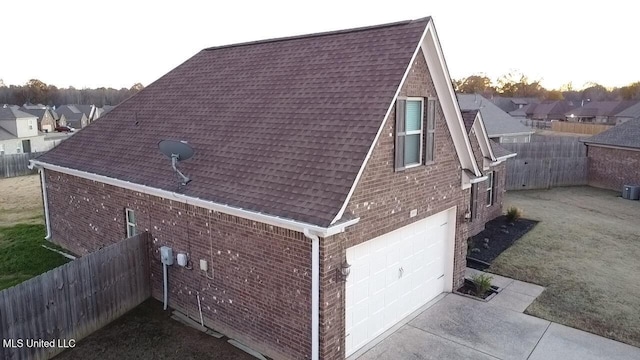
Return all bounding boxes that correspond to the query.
[346,208,455,357]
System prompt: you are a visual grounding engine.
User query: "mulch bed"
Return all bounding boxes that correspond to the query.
[467,215,538,270]
[457,279,499,300]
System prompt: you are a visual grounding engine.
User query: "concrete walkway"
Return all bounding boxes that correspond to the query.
[356,275,640,360]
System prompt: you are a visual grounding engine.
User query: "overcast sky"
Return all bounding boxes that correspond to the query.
[2,0,637,90]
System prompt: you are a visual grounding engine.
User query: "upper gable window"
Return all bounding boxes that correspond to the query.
[395,97,436,171]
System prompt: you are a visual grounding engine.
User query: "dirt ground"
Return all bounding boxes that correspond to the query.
[0,175,44,226]
[490,186,640,347]
[54,299,254,360]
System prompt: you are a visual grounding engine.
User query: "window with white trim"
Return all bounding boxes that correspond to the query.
[395,97,437,171]
[0,143,4,155]
[486,171,495,207]
[28,119,34,130]
[126,208,137,237]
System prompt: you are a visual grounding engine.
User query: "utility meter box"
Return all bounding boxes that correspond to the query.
[160,246,173,265]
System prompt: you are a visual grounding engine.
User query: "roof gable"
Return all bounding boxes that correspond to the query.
[36,18,432,227]
[457,93,533,137]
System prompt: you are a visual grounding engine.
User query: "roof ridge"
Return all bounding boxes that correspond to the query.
[204,17,430,51]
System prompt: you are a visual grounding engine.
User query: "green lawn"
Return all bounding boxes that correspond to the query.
[490,187,640,347]
[0,224,71,290]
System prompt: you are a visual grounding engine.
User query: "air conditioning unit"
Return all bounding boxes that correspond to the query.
[622,185,640,200]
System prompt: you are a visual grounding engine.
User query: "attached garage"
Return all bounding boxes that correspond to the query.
[345,207,456,356]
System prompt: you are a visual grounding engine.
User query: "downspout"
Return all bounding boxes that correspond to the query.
[32,165,52,240]
[303,228,320,360]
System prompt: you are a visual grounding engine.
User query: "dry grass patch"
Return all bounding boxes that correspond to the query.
[490,186,640,347]
[0,175,43,226]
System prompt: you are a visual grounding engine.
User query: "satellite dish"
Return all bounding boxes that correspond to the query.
[158,140,194,185]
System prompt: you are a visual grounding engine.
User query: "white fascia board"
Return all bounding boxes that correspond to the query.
[422,21,481,177]
[473,112,496,161]
[30,160,358,238]
[490,152,518,166]
[470,175,489,183]
[328,20,431,225]
[583,143,640,152]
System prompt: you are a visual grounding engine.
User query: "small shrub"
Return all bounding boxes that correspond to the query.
[471,273,493,297]
[506,206,522,222]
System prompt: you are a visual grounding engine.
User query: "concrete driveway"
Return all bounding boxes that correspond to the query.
[357,294,640,360]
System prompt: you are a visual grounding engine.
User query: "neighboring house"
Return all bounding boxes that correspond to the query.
[0,105,47,154]
[75,104,104,122]
[490,96,539,114]
[31,18,506,360]
[565,100,639,124]
[518,100,577,121]
[582,119,640,191]
[102,104,115,115]
[20,107,57,132]
[457,94,534,143]
[609,101,640,124]
[55,105,90,128]
[462,110,516,236]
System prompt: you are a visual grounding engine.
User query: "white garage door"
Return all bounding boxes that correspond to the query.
[345,208,454,356]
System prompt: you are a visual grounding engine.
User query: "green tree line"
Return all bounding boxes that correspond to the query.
[0,79,144,107]
[453,72,640,102]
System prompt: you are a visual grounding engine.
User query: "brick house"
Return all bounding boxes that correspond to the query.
[583,119,640,191]
[31,18,507,360]
[461,110,516,236]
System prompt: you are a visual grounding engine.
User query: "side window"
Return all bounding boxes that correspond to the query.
[394,97,437,171]
[486,171,495,207]
[126,208,137,237]
[470,183,478,221]
[395,98,424,171]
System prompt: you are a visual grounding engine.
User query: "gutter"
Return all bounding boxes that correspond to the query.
[469,175,489,184]
[490,152,518,166]
[29,163,52,240]
[303,229,320,360]
[29,160,360,237]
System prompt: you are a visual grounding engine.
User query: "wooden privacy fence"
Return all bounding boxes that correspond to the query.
[551,121,612,135]
[520,119,552,129]
[503,140,588,190]
[0,152,43,178]
[0,233,151,360]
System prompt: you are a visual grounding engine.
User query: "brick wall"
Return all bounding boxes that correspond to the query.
[467,129,507,237]
[44,53,483,360]
[318,53,471,360]
[587,145,640,191]
[46,170,311,360]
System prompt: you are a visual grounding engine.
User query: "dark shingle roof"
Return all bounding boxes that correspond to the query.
[614,102,640,119]
[20,107,47,120]
[583,119,640,149]
[566,101,639,117]
[37,18,431,227]
[0,106,36,120]
[461,110,478,133]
